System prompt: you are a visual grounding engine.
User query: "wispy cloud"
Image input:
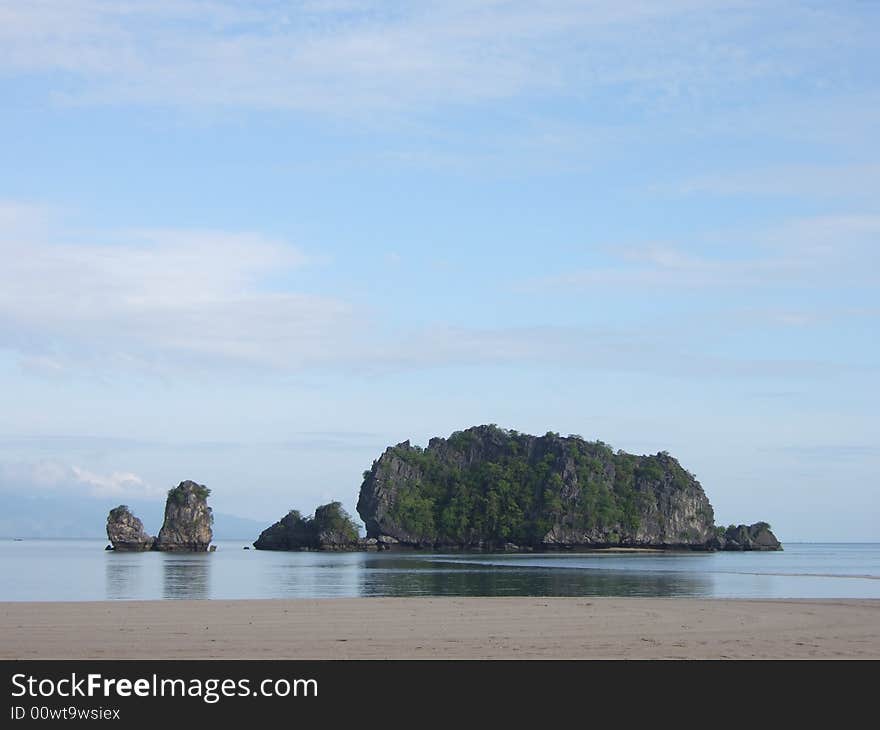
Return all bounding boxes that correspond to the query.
[1,202,870,381]
[529,245,800,290]
[766,445,880,463]
[528,215,880,292]
[732,307,880,329]
[0,431,386,453]
[351,323,849,380]
[661,163,880,201]
[0,203,353,373]
[0,1,875,115]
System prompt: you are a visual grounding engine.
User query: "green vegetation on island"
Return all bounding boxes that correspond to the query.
[167,482,211,506]
[357,425,719,549]
[253,501,360,551]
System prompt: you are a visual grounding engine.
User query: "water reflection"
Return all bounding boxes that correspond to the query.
[256,552,716,598]
[162,554,212,599]
[355,555,713,597]
[70,542,880,602]
[271,553,365,598]
[105,552,147,600]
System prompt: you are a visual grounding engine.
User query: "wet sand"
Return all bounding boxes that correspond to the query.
[2,597,878,659]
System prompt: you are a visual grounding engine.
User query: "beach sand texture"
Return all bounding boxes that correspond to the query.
[2,597,878,660]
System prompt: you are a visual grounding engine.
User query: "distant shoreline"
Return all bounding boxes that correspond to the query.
[2,597,878,659]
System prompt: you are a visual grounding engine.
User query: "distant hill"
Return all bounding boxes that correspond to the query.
[0,493,266,541]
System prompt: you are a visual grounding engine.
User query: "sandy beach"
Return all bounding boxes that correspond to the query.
[2,597,878,659]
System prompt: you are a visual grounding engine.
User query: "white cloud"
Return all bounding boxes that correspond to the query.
[70,466,157,498]
[0,459,162,499]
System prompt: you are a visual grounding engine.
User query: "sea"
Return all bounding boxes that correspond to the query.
[1,539,878,601]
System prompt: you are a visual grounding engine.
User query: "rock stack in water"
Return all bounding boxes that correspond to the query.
[106,506,155,551]
[155,480,214,552]
[254,501,361,551]
[713,522,781,551]
[106,480,214,552]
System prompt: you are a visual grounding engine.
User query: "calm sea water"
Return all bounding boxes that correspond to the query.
[0,540,878,601]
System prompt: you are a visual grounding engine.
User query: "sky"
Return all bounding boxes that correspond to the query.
[0,0,878,541]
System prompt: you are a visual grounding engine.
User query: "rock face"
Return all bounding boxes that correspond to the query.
[155,481,213,552]
[254,502,360,551]
[106,505,155,551]
[715,522,782,551]
[357,425,719,550]
[254,510,312,550]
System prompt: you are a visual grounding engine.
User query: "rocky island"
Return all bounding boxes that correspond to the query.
[106,480,214,552]
[254,501,362,551]
[106,505,155,551]
[714,522,781,551]
[352,425,780,552]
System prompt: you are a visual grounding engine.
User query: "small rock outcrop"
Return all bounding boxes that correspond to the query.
[715,522,782,551]
[106,505,155,551]
[155,480,214,552]
[254,501,360,551]
[253,510,313,550]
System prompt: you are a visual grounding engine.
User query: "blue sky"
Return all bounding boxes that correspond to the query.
[0,0,878,540]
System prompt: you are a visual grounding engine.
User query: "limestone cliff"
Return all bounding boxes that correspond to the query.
[155,480,213,552]
[106,505,155,551]
[254,501,360,551]
[357,425,719,550]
